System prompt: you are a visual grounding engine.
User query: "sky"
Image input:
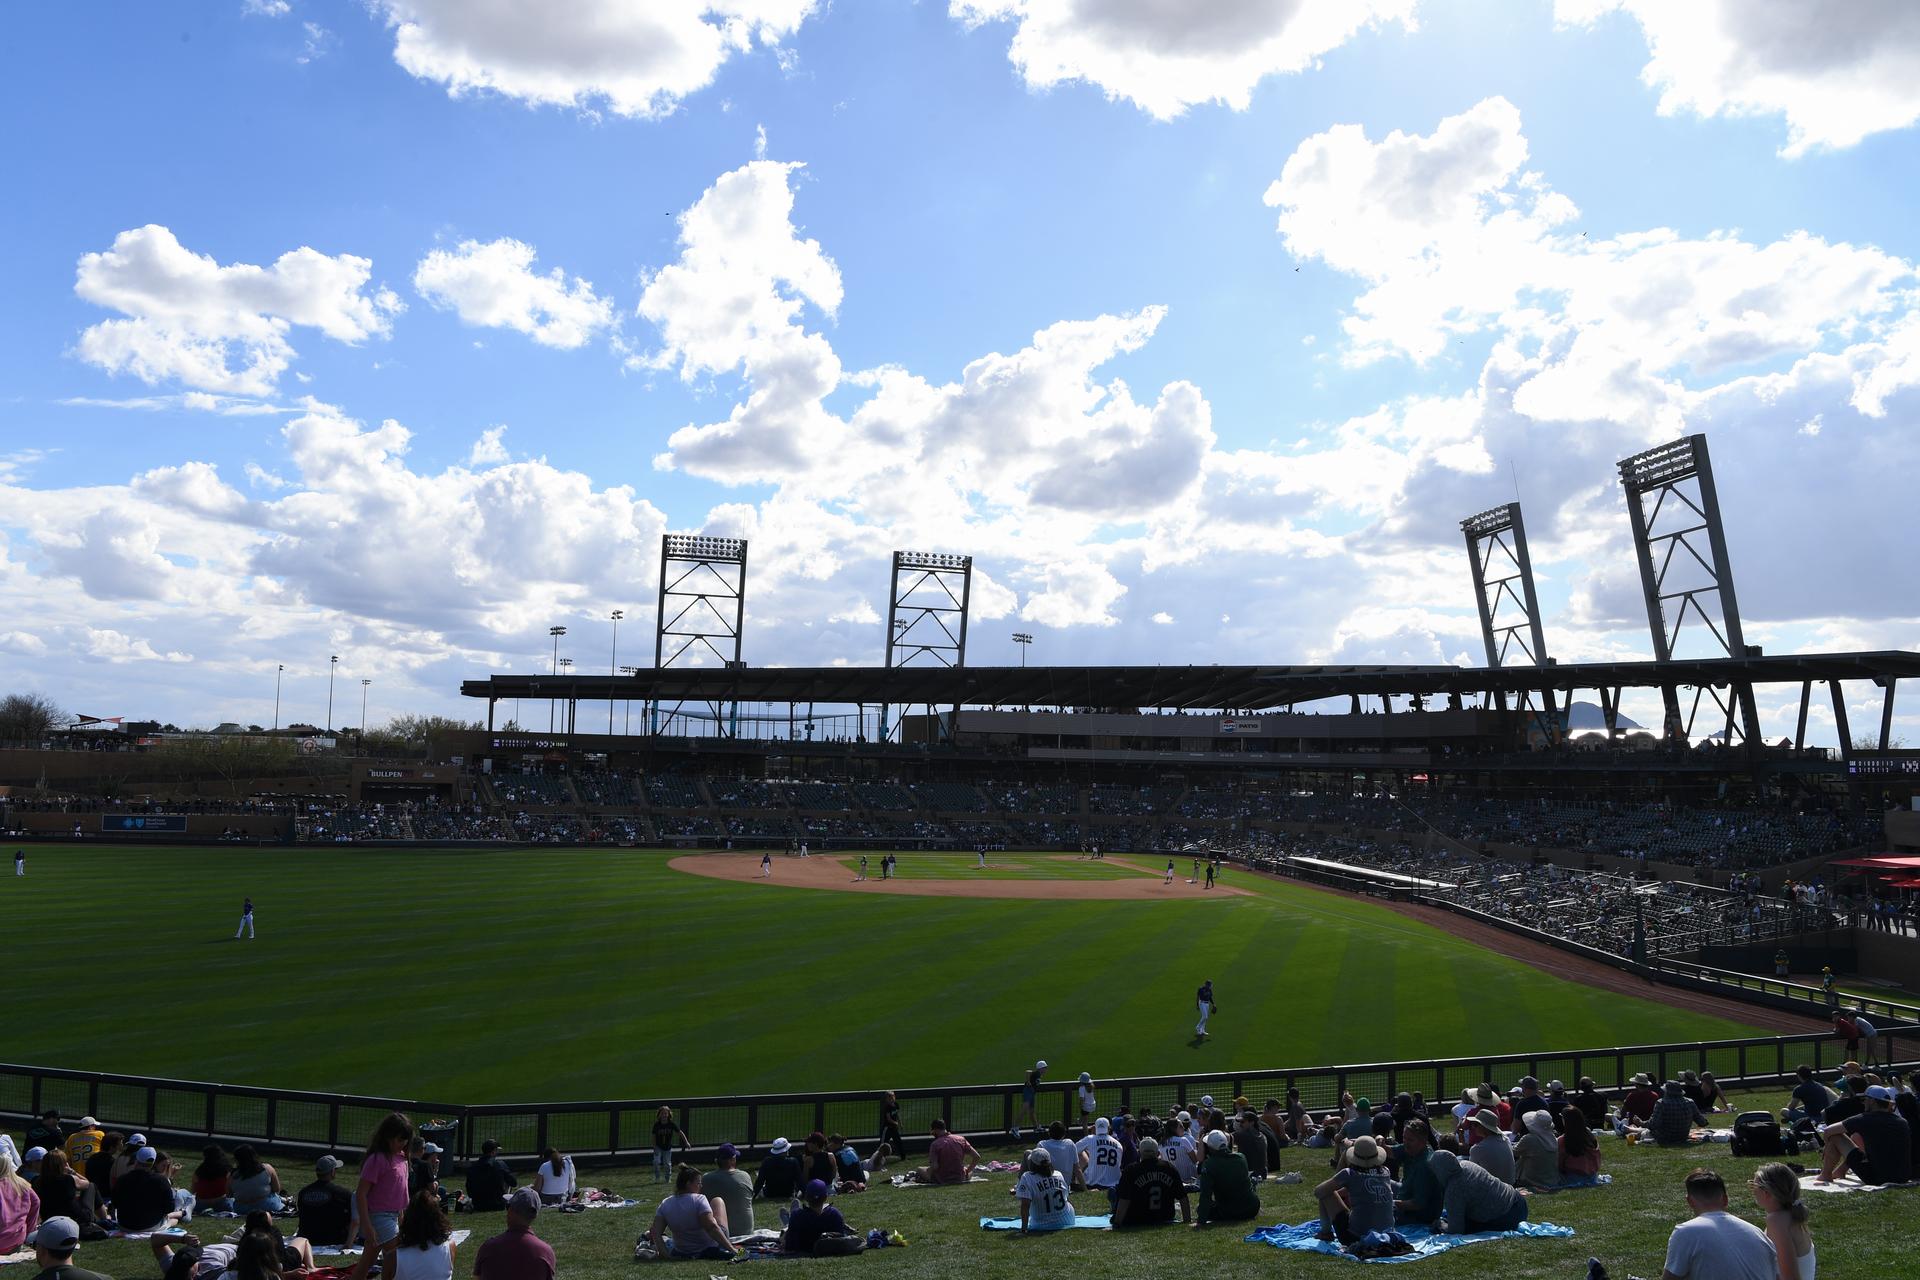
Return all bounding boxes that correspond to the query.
[2,1,1919,742]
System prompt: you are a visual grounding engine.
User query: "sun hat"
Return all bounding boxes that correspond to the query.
[1347,1136,1388,1169]
[770,1137,791,1154]
[1475,1084,1495,1104]
[1470,1110,1502,1135]
[26,1217,80,1252]
[1203,1130,1230,1151]
[803,1179,830,1201]
[1524,1110,1555,1137]
[1663,1081,1685,1097]
[1460,1089,1475,1105]
[1630,1073,1652,1087]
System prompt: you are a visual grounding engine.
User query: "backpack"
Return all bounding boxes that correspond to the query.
[1729,1111,1785,1157]
[812,1233,866,1257]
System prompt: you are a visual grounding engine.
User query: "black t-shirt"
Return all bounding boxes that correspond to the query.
[1844,1111,1913,1184]
[33,1174,83,1220]
[651,1120,681,1150]
[26,1122,64,1151]
[1114,1160,1183,1227]
[297,1180,354,1245]
[112,1166,176,1232]
[464,1158,516,1212]
[756,1154,803,1199]
[1511,1096,1550,1132]
[881,1102,901,1133]
[1233,1128,1267,1178]
[31,1266,113,1280]
[805,1150,835,1186]
[83,1152,115,1192]
[1824,1094,1866,1125]
[408,1157,437,1198]
[1575,1092,1608,1125]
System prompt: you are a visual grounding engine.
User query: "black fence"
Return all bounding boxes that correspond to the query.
[7,1026,1914,1169]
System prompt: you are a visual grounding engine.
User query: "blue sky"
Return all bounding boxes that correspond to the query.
[2,1,1918,740]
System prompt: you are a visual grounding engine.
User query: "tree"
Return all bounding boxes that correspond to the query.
[0,692,62,743]
[357,714,483,760]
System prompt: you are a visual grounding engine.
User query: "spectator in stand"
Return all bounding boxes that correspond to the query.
[1659,1168,1775,1280]
[1233,1112,1270,1180]
[529,1150,574,1206]
[62,1121,103,1174]
[1313,1135,1396,1246]
[81,1135,120,1197]
[1815,1086,1912,1185]
[111,1147,187,1270]
[1193,1130,1259,1227]
[473,1189,555,1280]
[701,1145,753,1237]
[1750,1163,1814,1280]
[1514,1110,1559,1191]
[1822,1076,1868,1126]
[230,1145,285,1214]
[110,1135,149,1189]
[24,1217,110,1280]
[650,1106,688,1184]
[350,1112,414,1280]
[1696,1072,1731,1114]
[1621,1074,1661,1125]
[1559,1108,1603,1180]
[916,1119,978,1186]
[1427,1150,1528,1234]
[1648,1082,1709,1147]
[193,1145,235,1214]
[1509,1078,1549,1135]
[1391,1121,1442,1226]
[1111,1137,1188,1229]
[752,1138,803,1201]
[1781,1066,1835,1125]
[392,1191,456,1280]
[25,1113,64,1156]
[31,1153,102,1237]
[463,1141,515,1214]
[295,1157,355,1249]
[879,1092,904,1156]
[0,1151,39,1254]
[780,1179,849,1255]
[648,1165,737,1262]
[800,1134,835,1190]
[1038,1124,1081,1193]
[1015,1149,1074,1233]
[1466,1112,1515,1184]
[1075,1119,1125,1206]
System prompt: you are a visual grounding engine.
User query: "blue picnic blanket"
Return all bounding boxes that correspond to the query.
[980,1215,1113,1230]
[1246,1219,1574,1262]
[1548,1174,1611,1191]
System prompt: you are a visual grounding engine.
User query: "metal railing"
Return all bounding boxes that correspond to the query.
[5,1028,1913,1169]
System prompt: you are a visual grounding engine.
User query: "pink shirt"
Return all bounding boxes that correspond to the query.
[0,1178,40,1254]
[360,1152,410,1213]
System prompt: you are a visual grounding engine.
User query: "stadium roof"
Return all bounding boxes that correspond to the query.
[461,649,1920,710]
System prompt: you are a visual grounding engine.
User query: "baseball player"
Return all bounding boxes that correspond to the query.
[235,896,255,940]
[13,849,23,877]
[856,854,868,881]
[977,848,987,869]
[1189,858,1199,884]
[1163,858,1175,885]
[1194,979,1216,1039]
[1204,860,1217,891]
[760,851,773,878]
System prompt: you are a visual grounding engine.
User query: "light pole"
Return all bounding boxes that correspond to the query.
[558,657,573,735]
[1012,632,1033,667]
[360,678,371,739]
[548,625,566,731]
[620,665,641,735]
[273,664,283,731]
[326,655,338,730]
[608,609,623,735]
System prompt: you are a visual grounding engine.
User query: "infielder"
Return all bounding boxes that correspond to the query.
[13,849,23,877]
[1195,979,1216,1039]
[856,854,868,881]
[1163,858,1175,885]
[235,896,255,940]
[760,851,773,878]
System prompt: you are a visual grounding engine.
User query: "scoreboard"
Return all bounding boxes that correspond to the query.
[1846,757,1920,777]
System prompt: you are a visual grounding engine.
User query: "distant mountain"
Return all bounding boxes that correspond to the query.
[1567,700,1642,731]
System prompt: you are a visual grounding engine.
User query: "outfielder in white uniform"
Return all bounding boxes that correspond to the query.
[1194,979,1215,1038]
[235,896,255,940]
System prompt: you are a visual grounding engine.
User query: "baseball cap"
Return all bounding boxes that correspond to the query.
[1866,1085,1896,1102]
[316,1156,343,1174]
[1200,1095,1214,1108]
[770,1137,791,1154]
[1355,1097,1371,1111]
[1175,1110,1191,1124]
[1035,1060,1047,1070]
[135,1146,157,1164]
[22,1148,46,1164]
[1094,1117,1110,1134]
[717,1143,739,1160]
[1079,1072,1091,1084]
[1203,1130,1229,1151]
[79,1116,99,1128]
[803,1179,830,1200]
[128,1133,148,1147]
[507,1188,541,1216]
[422,1143,444,1155]
[27,1217,80,1252]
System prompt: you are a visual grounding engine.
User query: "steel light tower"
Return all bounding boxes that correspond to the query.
[547,625,567,732]
[1461,502,1555,740]
[881,551,972,743]
[653,534,748,737]
[326,655,338,731]
[273,663,283,731]
[608,609,623,735]
[360,678,371,737]
[1012,632,1033,666]
[557,656,573,734]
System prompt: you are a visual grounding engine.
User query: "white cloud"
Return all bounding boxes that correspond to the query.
[84,628,192,664]
[1150,611,1173,624]
[1020,559,1125,628]
[243,0,291,16]
[952,0,1415,119]
[0,631,47,657]
[371,0,818,119]
[468,426,511,467]
[74,226,402,396]
[298,21,337,64]
[1560,1,1920,156]
[413,239,614,349]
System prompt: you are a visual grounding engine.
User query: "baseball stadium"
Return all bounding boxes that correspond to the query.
[6,436,1920,1279]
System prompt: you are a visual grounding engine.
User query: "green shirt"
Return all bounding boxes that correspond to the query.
[1396,1147,1442,1221]
[1195,1149,1259,1223]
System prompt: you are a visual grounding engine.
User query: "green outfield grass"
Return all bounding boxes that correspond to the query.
[834,851,1146,880]
[7,844,1767,1102]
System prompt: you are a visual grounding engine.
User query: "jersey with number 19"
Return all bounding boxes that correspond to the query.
[1075,1134,1125,1188]
[1016,1171,1075,1230]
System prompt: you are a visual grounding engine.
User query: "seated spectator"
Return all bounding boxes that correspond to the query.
[1660,1168,1775,1280]
[1391,1120,1441,1226]
[81,1135,120,1198]
[1313,1136,1396,1246]
[752,1139,803,1201]
[1261,1099,1291,1152]
[407,1140,442,1204]
[463,1141,515,1214]
[1749,1162,1814,1280]
[32,1152,105,1235]
[0,1151,39,1254]
[295,1157,355,1249]
[1341,1098,1374,1141]
[1194,1130,1259,1227]
[1038,1123,1082,1193]
[915,1119,978,1186]
[1621,1074,1660,1124]
[1816,1086,1913,1185]
[1466,1113,1515,1184]
[25,1113,65,1156]
[192,1146,235,1214]
[1514,1110,1559,1191]
[62,1120,104,1174]
[780,1179,850,1255]
[392,1191,455,1280]
[801,1134,836,1190]
[473,1189,555,1280]
[1782,1065,1835,1125]
[1234,1111,1271,1179]
[1543,1081,1570,1124]
[1509,1078,1549,1135]
[1427,1150,1528,1234]
[528,1149,574,1206]
[1558,1108,1603,1180]
[1649,1082,1708,1147]
[1574,1078,1609,1127]
[25,1216,110,1280]
[701,1145,753,1238]
[1696,1072,1731,1114]
[229,1146,284,1214]
[1015,1150,1074,1233]
[237,1208,317,1272]
[648,1167,737,1262]
[1822,1076,1868,1126]
[1111,1137,1188,1229]
[111,1148,187,1270]
[1075,1118,1125,1205]
[111,1136,149,1189]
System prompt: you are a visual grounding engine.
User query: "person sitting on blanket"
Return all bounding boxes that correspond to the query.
[1574,1078,1609,1128]
[800,1134,836,1192]
[473,1189,554,1280]
[238,1208,317,1272]
[229,1146,285,1216]
[1193,1131,1259,1228]
[1749,1162,1814,1280]
[647,1165,737,1263]
[1695,1072,1731,1115]
[1544,1081,1570,1125]
[1466,1113,1515,1185]
[1782,1065,1836,1126]
[1111,1138,1188,1229]
[1514,1110,1560,1192]
[779,1180,848,1255]
[1821,1076,1868,1127]
[1621,1074,1661,1126]
[191,1147,234,1216]
[0,1149,39,1254]
[25,1216,111,1280]
[1312,1135,1396,1247]
[752,1138,804,1201]
[1426,1149,1528,1235]
[916,1119,979,1186]
[1391,1120,1441,1226]
[1304,1116,1340,1150]
[701,1146,753,1238]
[1814,1085,1912,1186]
[1039,1123,1083,1193]
[295,1156,354,1249]
[1234,1112,1271,1181]
[113,1148,191,1271]
[1558,1108,1602,1180]
[1510,1078,1550,1136]
[1648,1082,1708,1147]
[1659,1167,1774,1280]
[31,1152,106,1238]
[463,1142,515,1215]
[82,1136,119,1202]
[1015,1149,1074,1233]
